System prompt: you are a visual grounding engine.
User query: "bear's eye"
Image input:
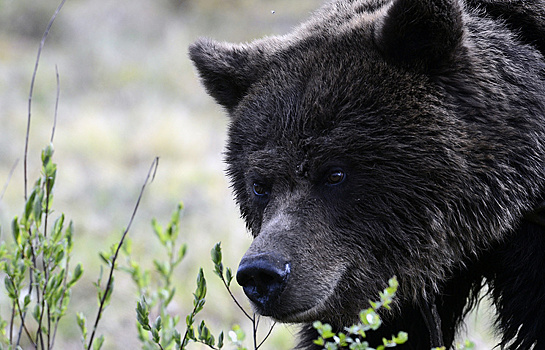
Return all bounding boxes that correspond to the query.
[326,169,346,185]
[252,182,269,196]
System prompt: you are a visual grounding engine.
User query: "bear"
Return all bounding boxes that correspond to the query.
[189,0,545,348]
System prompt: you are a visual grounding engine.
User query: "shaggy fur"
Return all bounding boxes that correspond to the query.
[189,0,545,348]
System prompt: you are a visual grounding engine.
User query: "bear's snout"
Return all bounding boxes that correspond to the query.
[236,253,290,314]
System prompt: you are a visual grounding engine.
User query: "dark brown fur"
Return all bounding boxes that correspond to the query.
[189,0,545,348]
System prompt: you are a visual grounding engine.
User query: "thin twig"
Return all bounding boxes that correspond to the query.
[25,0,66,200]
[0,159,19,201]
[50,65,60,143]
[34,168,54,349]
[256,322,276,350]
[221,278,253,321]
[252,314,257,350]
[36,243,52,350]
[220,275,275,350]
[16,232,38,348]
[10,279,37,348]
[180,302,200,349]
[9,301,15,344]
[18,1,65,348]
[87,157,160,350]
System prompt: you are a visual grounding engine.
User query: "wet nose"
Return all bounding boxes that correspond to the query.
[236,254,290,312]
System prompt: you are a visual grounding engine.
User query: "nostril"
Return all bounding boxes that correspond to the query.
[236,254,290,312]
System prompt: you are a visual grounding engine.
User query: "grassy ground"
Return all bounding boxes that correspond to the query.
[0,0,498,349]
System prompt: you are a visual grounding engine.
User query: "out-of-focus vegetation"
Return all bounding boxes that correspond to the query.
[0,1,319,348]
[0,0,499,349]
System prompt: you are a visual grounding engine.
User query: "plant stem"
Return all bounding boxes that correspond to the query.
[9,300,15,344]
[252,314,261,350]
[25,0,66,200]
[11,279,36,348]
[221,278,253,321]
[256,322,276,350]
[87,157,159,350]
[50,256,70,349]
[16,231,37,348]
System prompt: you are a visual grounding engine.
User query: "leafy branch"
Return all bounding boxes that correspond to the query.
[313,277,408,350]
[211,242,276,350]
[129,204,223,350]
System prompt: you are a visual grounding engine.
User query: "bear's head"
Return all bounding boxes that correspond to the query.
[189,0,545,329]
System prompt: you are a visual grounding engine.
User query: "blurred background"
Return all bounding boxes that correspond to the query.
[0,0,497,348]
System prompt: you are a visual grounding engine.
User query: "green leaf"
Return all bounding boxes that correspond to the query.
[136,297,151,331]
[393,331,408,344]
[313,338,325,346]
[186,313,195,327]
[45,165,57,194]
[65,221,74,252]
[217,331,224,348]
[11,217,20,245]
[225,267,233,287]
[175,243,187,265]
[318,323,335,339]
[41,144,54,165]
[77,312,88,341]
[151,218,165,245]
[23,294,31,308]
[100,276,115,307]
[153,316,162,333]
[32,304,41,321]
[99,252,111,267]
[52,214,65,243]
[211,242,222,265]
[151,327,160,343]
[4,277,16,299]
[153,260,169,279]
[193,268,207,302]
[198,320,209,341]
[361,309,381,330]
[33,189,44,226]
[93,335,104,350]
[122,238,132,255]
[54,247,65,264]
[24,189,37,223]
[68,263,84,287]
[175,334,183,348]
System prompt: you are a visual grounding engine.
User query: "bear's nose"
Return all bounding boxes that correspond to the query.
[236,254,290,313]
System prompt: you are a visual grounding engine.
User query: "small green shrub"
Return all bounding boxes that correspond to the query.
[0,144,83,349]
[127,203,223,350]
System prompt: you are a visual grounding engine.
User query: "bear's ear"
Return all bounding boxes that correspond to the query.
[189,38,264,112]
[376,0,464,71]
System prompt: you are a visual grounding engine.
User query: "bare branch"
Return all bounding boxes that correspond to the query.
[25,0,66,200]
[51,65,60,143]
[1,159,19,201]
[87,157,160,350]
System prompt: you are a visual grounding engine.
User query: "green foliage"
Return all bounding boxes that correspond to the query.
[313,277,408,350]
[433,340,476,350]
[0,144,83,349]
[228,324,247,350]
[456,340,476,350]
[126,204,223,350]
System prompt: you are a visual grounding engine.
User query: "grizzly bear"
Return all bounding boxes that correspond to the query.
[189,0,545,348]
